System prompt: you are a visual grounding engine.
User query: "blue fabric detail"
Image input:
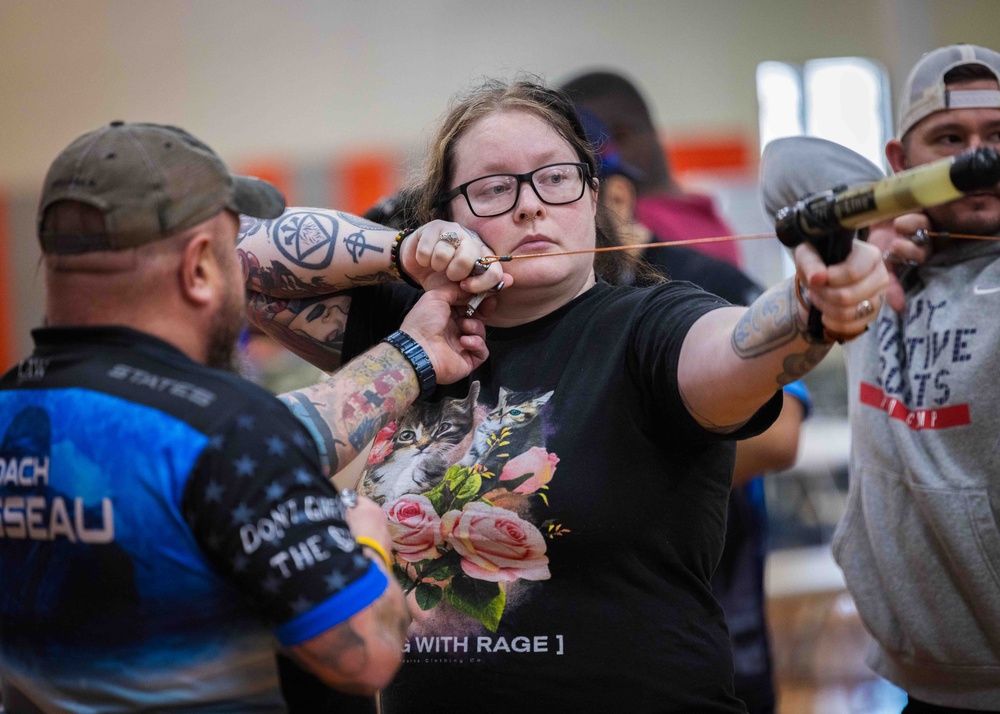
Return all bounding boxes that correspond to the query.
[782,380,812,420]
[0,388,231,655]
[275,562,388,646]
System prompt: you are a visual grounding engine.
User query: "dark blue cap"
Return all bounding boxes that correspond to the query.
[576,108,644,182]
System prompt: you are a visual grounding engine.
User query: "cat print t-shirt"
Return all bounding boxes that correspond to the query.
[344,280,781,713]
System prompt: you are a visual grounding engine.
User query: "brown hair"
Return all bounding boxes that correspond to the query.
[407,77,647,286]
[943,63,998,84]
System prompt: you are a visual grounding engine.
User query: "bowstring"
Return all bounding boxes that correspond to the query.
[476,229,1000,265]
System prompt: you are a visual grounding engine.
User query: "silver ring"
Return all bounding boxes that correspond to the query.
[438,231,462,248]
[855,299,875,319]
[910,229,930,247]
[340,488,358,509]
[488,280,505,294]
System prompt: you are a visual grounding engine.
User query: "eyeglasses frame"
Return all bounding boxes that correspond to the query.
[438,162,593,218]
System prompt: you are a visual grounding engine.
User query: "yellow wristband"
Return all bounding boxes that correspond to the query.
[355,536,392,571]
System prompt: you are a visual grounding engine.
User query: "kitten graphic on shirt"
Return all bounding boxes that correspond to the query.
[360,383,480,505]
[459,387,553,468]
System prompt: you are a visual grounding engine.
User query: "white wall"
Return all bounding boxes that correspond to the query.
[3,0,998,189]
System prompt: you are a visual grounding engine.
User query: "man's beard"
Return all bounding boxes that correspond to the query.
[928,195,1000,238]
[206,290,244,373]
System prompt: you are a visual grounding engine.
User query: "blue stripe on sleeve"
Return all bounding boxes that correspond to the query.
[275,562,388,646]
[781,380,812,420]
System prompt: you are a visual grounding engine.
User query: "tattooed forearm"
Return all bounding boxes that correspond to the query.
[287,621,373,695]
[286,578,408,694]
[732,278,832,388]
[279,391,346,475]
[372,579,411,651]
[323,623,369,678]
[238,208,400,295]
[778,345,829,386]
[347,270,399,286]
[279,342,420,474]
[246,291,351,372]
[732,279,800,358]
[342,231,385,264]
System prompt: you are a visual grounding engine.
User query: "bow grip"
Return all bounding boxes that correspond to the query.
[775,191,855,341]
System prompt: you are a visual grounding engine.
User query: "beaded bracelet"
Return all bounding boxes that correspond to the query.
[356,536,393,571]
[389,229,423,290]
[382,330,437,401]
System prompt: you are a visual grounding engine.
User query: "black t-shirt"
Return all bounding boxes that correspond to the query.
[641,242,779,712]
[341,280,780,713]
[641,242,764,307]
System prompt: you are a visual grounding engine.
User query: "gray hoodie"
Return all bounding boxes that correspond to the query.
[834,238,1000,709]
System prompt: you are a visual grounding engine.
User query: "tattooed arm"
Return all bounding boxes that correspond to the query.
[238,211,506,298]
[238,211,400,297]
[278,342,419,475]
[238,209,387,372]
[246,291,352,373]
[677,240,889,432]
[241,210,508,374]
[286,496,410,695]
[278,278,489,474]
[286,562,409,695]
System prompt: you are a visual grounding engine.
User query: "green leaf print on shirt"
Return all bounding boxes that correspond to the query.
[445,575,507,633]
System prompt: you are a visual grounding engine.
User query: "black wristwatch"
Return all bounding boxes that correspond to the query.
[382,330,437,401]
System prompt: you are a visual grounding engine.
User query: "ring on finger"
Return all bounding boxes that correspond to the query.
[438,231,462,248]
[340,488,358,509]
[855,299,875,319]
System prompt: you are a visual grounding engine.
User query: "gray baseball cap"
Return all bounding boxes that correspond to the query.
[38,121,286,254]
[897,44,1000,139]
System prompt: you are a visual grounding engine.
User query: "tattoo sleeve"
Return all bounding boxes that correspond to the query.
[245,292,351,373]
[731,279,831,387]
[278,342,419,476]
[238,209,399,298]
[285,578,409,695]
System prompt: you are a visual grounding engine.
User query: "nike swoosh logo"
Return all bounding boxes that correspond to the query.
[974,285,1000,295]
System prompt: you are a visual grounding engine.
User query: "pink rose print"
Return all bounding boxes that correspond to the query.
[440,501,550,582]
[385,494,443,563]
[498,447,559,494]
[368,423,397,466]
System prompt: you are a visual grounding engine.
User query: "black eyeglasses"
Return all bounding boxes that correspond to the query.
[439,162,591,218]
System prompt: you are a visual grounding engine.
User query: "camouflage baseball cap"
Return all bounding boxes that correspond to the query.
[38,121,285,254]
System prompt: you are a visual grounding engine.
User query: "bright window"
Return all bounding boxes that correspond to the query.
[757,57,891,170]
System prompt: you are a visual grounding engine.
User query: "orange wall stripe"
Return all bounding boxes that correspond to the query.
[236,160,296,206]
[337,153,397,217]
[664,134,752,175]
[0,193,14,371]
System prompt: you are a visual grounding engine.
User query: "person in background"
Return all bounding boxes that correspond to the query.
[830,44,1000,714]
[561,69,744,268]
[240,77,887,712]
[0,121,490,711]
[580,106,809,714]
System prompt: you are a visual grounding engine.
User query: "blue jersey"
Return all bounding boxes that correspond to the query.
[0,326,386,712]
